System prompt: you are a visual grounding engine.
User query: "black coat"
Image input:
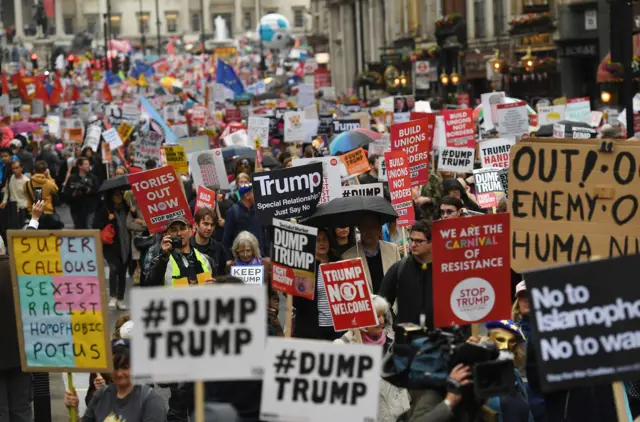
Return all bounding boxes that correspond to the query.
[93,203,130,264]
[0,257,20,370]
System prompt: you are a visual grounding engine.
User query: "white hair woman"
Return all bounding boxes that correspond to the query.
[334,295,410,420]
[230,231,262,266]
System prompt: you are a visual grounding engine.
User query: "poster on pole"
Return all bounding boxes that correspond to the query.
[442,109,475,148]
[478,138,515,169]
[340,147,370,176]
[566,97,591,124]
[134,130,163,168]
[342,183,384,198]
[473,168,504,208]
[230,266,265,285]
[163,145,189,174]
[431,213,511,327]
[176,136,209,156]
[271,219,317,300]
[292,157,342,204]
[437,146,475,173]
[390,115,434,186]
[131,285,266,383]
[384,150,414,227]
[260,337,382,422]
[128,166,193,233]
[7,230,112,372]
[188,149,230,190]
[320,258,379,331]
[496,101,529,139]
[194,185,216,213]
[248,116,270,147]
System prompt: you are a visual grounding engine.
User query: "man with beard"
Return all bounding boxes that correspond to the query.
[190,207,228,276]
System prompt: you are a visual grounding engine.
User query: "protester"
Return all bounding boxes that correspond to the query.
[126,200,148,285]
[379,219,434,326]
[24,160,62,229]
[438,195,466,220]
[64,157,100,229]
[294,227,340,340]
[228,172,251,201]
[415,170,443,224]
[343,214,401,293]
[64,339,166,421]
[0,160,30,229]
[327,225,355,257]
[442,178,484,214]
[10,140,33,175]
[191,206,227,276]
[358,153,380,184]
[382,220,405,255]
[223,183,268,257]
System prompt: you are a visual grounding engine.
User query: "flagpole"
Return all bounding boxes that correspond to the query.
[258,0,265,79]
[155,0,161,55]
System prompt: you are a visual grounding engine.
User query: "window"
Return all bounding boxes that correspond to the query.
[137,12,150,34]
[243,10,253,30]
[192,13,201,32]
[86,14,99,36]
[110,15,121,36]
[264,8,279,14]
[474,0,485,38]
[63,16,74,34]
[493,0,504,35]
[293,9,304,28]
[166,12,178,33]
[212,13,232,36]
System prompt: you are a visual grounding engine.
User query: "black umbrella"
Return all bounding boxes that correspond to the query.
[254,92,282,101]
[536,120,595,138]
[261,154,280,168]
[222,146,256,160]
[98,175,130,193]
[302,196,398,227]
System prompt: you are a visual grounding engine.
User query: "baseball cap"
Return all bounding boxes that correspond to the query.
[515,280,527,297]
[238,182,253,197]
[9,139,21,148]
[166,216,190,229]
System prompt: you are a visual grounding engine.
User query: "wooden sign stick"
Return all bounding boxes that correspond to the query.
[194,380,205,422]
[285,295,293,338]
[68,373,77,422]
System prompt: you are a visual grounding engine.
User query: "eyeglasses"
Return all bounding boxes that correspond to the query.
[440,208,457,216]
[409,237,428,245]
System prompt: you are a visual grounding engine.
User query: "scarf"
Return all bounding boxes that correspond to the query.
[361,330,386,345]
[234,256,262,266]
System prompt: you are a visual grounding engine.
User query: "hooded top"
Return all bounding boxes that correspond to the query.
[441,178,484,213]
[24,172,59,214]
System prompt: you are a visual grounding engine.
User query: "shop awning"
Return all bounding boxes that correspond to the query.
[597,34,640,83]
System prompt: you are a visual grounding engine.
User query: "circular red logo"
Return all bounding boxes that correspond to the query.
[330,158,338,166]
[312,173,321,185]
[215,150,221,156]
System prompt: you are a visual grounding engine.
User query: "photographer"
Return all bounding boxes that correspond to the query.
[64,157,99,229]
[407,364,472,421]
[144,217,214,287]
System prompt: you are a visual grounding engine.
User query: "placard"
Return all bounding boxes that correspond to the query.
[188,149,230,190]
[538,105,566,126]
[252,163,323,225]
[259,338,382,422]
[442,109,475,148]
[284,111,307,143]
[163,145,188,174]
[7,230,112,372]
[437,146,475,173]
[552,123,565,138]
[390,115,434,186]
[271,219,317,300]
[292,157,342,204]
[134,130,163,168]
[128,166,193,233]
[83,125,102,152]
[473,168,504,208]
[566,97,591,124]
[496,101,528,139]
[177,136,209,156]
[508,138,640,272]
[342,183,384,198]
[248,116,270,148]
[320,258,378,331]
[378,157,387,181]
[431,213,511,327]
[102,128,123,150]
[524,255,640,392]
[230,266,265,285]
[194,185,216,212]
[478,138,515,168]
[131,285,266,383]
[117,121,134,143]
[332,119,360,135]
[384,150,414,227]
[340,147,370,176]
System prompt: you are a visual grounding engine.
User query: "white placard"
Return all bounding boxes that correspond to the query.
[478,138,515,168]
[259,338,382,422]
[394,112,410,123]
[84,125,102,152]
[131,285,266,383]
[230,265,265,285]
[31,99,45,117]
[378,157,387,181]
[122,102,140,123]
[481,91,505,131]
[496,101,528,139]
[189,148,230,190]
[414,100,432,113]
[292,156,342,204]
[553,123,566,138]
[248,116,270,147]
[538,104,566,126]
[380,96,394,112]
[46,115,61,138]
[437,146,475,173]
[102,127,123,149]
[284,111,307,143]
[342,182,384,198]
[566,98,591,124]
[225,129,251,148]
[296,83,315,108]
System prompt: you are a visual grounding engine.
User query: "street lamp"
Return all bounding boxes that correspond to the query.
[440,70,449,85]
[521,46,536,72]
[450,70,459,85]
[601,90,612,103]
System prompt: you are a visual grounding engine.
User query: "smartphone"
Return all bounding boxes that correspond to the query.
[34,187,43,202]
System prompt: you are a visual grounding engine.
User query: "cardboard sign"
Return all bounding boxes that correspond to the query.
[188,149,230,190]
[496,101,529,139]
[252,163,323,225]
[7,230,112,372]
[320,258,379,331]
[332,119,360,135]
[117,121,134,143]
[230,265,264,285]
[131,285,266,383]
[248,116,270,148]
[176,136,209,156]
[102,128,123,150]
[63,127,84,143]
[284,111,307,143]
[340,147,370,176]
[390,115,434,186]
[537,104,566,126]
[292,157,342,204]
[384,150,415,227]
[259,338,382,422]
[478,138,515,169]
[194,185,216,212]
[566,97,591,124]
[431,213,511,327]
[271,219,317,300]
[473,168,504,208]
[342,183,384,198]
[163,145,189,174]
[508,138,640,272]
[134,130,163,168]
[524,255,640,392]
[442,109,475,148]
[438,147,475,173]
[128,166,193,233]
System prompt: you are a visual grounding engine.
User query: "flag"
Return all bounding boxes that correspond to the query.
[246,80,266,95]
[166,40,175,55]
[103,82,113,102]
[34,81,49,105]
[138,74,148,87]
[215,59,245,96]
[71,85,81,102]
[1,73,9,95]
[50,74,63,106]
[105,71,121,86]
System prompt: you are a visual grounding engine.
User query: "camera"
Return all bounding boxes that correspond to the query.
[170,236,183,250]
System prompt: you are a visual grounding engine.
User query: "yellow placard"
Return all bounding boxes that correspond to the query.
[163,145,188,174]
[117,121,134,142]
[196,272,213,285]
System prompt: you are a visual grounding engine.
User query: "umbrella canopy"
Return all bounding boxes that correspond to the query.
[98,175,131,193]
[254,92,281,101]
[261,154,280,168]
[10,121,40,133]
[302,196,397,227]
[353,128,381,140]
[222,146,256,160]
[536,120,595,138]
[329,131,375,155]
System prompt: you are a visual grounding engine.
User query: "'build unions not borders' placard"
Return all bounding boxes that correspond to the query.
[7,230,113,372]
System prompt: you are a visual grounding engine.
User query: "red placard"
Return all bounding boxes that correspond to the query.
[320,258,379,331]
[390,115,434,186]
[431,213,511,328]
[634,113,640,134]
[457,93,470,107]
[314,67,332,90]
[194,185,216,213]
[441,108,475,148]
[128,166,193,233]
[384,150,415,227]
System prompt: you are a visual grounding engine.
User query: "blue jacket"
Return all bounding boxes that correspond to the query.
[222,202,268,257]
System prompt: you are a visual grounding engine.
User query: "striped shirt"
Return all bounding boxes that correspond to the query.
[316,269,333,327]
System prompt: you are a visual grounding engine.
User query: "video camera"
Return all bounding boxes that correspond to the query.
[382,324,514,399]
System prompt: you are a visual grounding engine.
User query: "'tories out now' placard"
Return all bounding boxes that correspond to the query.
[431,213,511,327]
